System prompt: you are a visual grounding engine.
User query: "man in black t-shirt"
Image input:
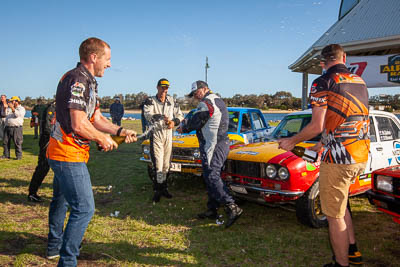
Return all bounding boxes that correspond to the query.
[28,101,56,202]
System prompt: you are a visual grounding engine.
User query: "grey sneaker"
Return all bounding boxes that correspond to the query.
[28,194,43,203]
[46,252,60,260]
[224,203,243,228]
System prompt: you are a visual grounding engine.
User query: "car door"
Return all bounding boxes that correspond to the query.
[369,114,400,172]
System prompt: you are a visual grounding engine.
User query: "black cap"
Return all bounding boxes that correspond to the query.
[157,78,170,87]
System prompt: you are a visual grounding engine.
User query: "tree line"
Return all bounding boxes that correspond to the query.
[20,92,399,111]
[21,91,303,111]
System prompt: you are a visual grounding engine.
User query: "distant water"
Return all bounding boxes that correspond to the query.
[25,110,288,122]
[24,110,400,122]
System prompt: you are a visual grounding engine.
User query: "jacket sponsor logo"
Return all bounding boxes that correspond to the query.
[71,82,86,97]
[236,151,259,155]
[172,140,184,144]
[68,98,86,106]
[310,96,325,103]
[310,83,318,94]
[380,54,400,84]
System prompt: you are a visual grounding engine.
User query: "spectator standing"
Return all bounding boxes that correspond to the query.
[0,94,7,140]
[109,96,124,126]
[278,44,369,267]
[31,98,47,139]
[1,96,25,160]
[178,81,243,228]
[27,101,56,202]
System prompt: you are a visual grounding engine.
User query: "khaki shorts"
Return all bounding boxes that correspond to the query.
[319,161,366,218]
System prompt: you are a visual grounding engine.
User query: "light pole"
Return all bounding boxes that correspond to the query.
[205,57,210,83]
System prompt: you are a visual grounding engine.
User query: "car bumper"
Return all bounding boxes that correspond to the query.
[139,157,203,175]
[367,190,400,222]
[228,183,304,203]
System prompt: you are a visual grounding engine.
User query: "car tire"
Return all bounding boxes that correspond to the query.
[295,179,328,228]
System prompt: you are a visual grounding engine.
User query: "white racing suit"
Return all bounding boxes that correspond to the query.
[143,95,184,192]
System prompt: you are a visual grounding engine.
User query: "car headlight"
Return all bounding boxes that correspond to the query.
[277,167,289,180]
[266,164,277,178]
[193,148,201,158]
[376,175,393,192]
[142,145,150,155]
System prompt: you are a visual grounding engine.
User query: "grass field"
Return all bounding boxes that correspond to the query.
[0,119,399,266]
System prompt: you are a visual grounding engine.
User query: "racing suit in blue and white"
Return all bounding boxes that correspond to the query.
[181,92,235,211]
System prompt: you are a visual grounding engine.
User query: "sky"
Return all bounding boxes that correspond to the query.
[0,0,396,99]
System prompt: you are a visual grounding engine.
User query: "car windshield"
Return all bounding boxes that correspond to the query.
[270,114,321,142]
[228,111,240,133]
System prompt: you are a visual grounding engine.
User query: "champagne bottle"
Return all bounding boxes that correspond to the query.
[291,146,318,162]
[96,135,126,151]
[110,135,126,145]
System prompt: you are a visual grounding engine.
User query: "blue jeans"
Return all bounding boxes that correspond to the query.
[201,140,234,210]
[47,159,95,267]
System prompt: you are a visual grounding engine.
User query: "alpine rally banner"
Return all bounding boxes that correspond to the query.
[346,54,400,88]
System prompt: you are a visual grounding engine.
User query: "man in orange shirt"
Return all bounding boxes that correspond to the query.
[46,37,136,266]
[278,44,369,267]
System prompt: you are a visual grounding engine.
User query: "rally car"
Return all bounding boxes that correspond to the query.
[367,165,400,224]
[140,107,275,176]
[222,109,400,228]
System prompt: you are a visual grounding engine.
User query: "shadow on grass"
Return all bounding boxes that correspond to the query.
[0,230,197,266]
[0,177,52,190]
[0,191,52,207]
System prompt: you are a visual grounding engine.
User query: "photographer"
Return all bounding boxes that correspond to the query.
[1,96,25,160]
[0,94,7,140]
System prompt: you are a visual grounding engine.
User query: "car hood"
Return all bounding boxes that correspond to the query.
[141,133,245,148]
[228,141,317,163]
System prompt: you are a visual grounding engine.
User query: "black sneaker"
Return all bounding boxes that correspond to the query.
[224,203,243,228]
[28,194,43,203]
[161,189,173,199]
[152,191,161,203]
[348,250,363,265]
[197,209,218,220]
[0,155,10,159]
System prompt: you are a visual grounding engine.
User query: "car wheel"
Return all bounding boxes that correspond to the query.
[295,179,328,228]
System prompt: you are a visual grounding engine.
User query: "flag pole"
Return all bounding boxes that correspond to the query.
[205,57,210,82]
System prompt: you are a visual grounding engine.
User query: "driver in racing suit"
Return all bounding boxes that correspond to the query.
[178,80,243,228]
[143,78,184,202]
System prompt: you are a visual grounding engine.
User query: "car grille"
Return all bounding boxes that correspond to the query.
[172,147,195,161]
[226,160,263,177]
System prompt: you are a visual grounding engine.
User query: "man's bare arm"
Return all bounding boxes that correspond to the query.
[92,109,137,143]
[70,109,117,151]
[278,106,326,151]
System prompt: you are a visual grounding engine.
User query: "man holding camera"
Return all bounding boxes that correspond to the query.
[0,94,7,140]
[1,96,25,160]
